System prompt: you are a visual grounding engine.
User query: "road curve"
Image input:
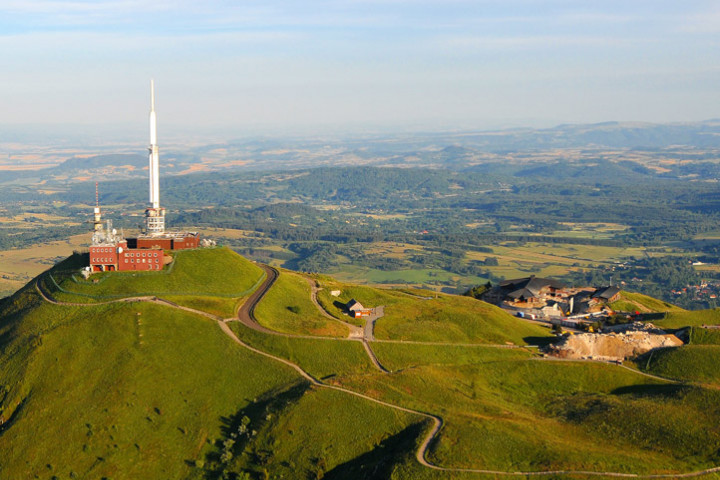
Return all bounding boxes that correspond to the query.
[234,264,389,372]
[33,270,720,478]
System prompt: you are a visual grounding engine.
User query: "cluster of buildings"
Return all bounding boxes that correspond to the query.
[671,282,720,300]
[88,81,199,274]
[481,275,622,325]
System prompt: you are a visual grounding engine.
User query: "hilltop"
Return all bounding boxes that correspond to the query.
[3,247,720,479]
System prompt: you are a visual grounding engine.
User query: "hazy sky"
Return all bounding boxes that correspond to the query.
[2,0,719,136]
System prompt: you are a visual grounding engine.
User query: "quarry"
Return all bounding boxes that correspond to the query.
[547,323,684,362]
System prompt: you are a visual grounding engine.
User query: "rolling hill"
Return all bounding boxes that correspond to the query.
[3,247,720,479]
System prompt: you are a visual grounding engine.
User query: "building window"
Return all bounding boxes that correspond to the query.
[125,259,128,263]
[142,253,146,257]
[155,258,159,263]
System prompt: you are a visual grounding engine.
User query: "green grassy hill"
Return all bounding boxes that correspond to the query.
[315,278,550,345]
[656,308,720,329]
[46,246,264,302]
[254,270,349,337]
[0,285,299,478]
[609,290,685,313]
[642,345,720,385]
[0,251,421,479]
[5,248,720,478]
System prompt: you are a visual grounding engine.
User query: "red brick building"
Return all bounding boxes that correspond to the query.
[130,232,200,250]
[90,240,166,272]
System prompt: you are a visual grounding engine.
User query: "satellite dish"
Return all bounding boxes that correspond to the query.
[112,228,117,235]
[118,247,123,254]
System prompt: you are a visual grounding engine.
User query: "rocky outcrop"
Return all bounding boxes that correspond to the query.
[548,331,683,362]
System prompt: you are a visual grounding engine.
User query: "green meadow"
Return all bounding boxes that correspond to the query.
[316,279,551,344]
[4,247,720,478]
[45,247,264,302]
[254,270,348,337]
[642,345,720,385]
[609,290,685,313]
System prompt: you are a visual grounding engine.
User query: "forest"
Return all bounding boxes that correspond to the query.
[3,162,720,307]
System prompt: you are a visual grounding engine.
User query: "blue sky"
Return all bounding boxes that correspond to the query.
[1,0,719,136]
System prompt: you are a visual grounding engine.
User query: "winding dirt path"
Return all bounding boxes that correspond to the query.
[34,271,720,478]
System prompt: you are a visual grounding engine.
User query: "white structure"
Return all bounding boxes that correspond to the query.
[145,79,166,234]
[93,182,102,233]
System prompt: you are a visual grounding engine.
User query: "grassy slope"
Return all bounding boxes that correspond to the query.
[657,308,720,329]
[254,271,348,337]
[689,326,720,345]
[316,280,552,344]
[0,287,297,479]
[0,252,423,479]
[609,290,684,313]
[225,387,421,479]
[6,247,720,478]
[228,321,372,379]
[643,345,720,385]
[340,347,719,474]
[49,247,264,301]
[372,342,536,371]
[161,294,243,318]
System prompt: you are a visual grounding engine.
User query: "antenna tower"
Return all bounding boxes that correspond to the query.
[93,182,102,232]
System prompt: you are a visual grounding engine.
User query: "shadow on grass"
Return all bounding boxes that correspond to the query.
[611,383,690,398]
[323,422,427,480]
[0,395,28,438]
[200,380,310,479]
[639,312,667,322]
[523,335,557,348]
[54,252,89,272]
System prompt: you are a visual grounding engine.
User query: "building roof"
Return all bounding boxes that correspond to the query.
[136,231,199,240]
[500,275,566,299]
[347,299,365,311]
[592,286,622,300]
[506,288,537,300]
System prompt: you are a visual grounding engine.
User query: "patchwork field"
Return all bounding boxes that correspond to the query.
[0,233,89,296]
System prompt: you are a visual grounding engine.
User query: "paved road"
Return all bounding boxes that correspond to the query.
[363,305,384,341]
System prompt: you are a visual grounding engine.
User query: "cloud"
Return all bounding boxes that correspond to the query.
[677,8,720,34]
[435,34,632,51]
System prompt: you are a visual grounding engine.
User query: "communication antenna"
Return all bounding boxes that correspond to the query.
[93,182,103,232]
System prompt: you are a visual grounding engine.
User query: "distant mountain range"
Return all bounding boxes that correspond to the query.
[3,120,720,187]
[459,120,720,150]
